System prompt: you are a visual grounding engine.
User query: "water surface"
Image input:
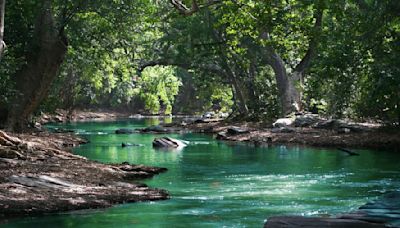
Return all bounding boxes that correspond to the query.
[3,118,400,227]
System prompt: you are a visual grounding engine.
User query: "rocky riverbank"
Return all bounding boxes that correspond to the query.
[0,130,168,219]
[264,191,400,228]
[159,115,399,151]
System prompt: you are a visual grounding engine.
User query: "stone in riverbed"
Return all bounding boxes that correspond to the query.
[121,143,141,147]
[152,137,187,149]
[115,128,135,134]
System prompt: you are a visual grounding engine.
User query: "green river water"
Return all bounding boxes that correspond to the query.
[2,118,400,227]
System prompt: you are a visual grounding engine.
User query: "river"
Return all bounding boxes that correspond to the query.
[3,118,400,227]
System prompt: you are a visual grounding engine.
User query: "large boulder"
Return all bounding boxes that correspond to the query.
[293,114,322,127]
[272,118,294,128]
[313,119,343,129]
[226,127,250,135]
[152,137,188,149]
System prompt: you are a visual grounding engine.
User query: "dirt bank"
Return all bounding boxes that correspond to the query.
[0,130,168,219]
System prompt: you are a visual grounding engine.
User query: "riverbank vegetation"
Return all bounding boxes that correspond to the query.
[0,0,399,132]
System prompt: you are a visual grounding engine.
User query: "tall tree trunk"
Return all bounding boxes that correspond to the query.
[6,1,68,132]
[0,0,5,59]
[261,6,323,116]
[266,46,301,115]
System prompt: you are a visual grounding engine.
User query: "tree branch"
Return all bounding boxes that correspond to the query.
[170,0,221,16]
[293,5,324,74]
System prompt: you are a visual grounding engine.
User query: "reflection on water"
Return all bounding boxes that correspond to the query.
[3,118,400,228]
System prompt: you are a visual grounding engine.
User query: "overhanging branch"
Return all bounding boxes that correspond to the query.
[170,0,221,16]
[293,5,324,74]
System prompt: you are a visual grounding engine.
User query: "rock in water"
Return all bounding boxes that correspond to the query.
[152,137,187,149]
[272,118,294,128]
[121,143,141,147]
[141,125,168,133]
[115,128,135,134]
[216,132,228,140]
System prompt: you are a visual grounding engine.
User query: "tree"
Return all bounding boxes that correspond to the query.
[0,0,5,59]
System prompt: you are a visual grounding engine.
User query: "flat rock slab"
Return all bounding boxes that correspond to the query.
[264,216,386,228]
[0,131,169,216]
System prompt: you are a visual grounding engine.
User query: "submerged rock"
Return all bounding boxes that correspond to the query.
[115,128,135,134]
[121,143,141,147]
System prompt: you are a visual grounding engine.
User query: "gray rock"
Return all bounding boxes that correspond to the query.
[121,143,141,147]
[115,128,135,134]
[202,112,215,119]
[216,132,228,140]
[227,127,249,135]
[294,114,322,127]
[313,119,342,129]
[271,127,295,133]
[337,128,351,134]
[141,125,168,133]
[273,118,294,128]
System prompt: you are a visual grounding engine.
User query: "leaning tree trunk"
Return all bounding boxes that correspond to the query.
[0,0,5,59]
[6,1,67,132]
[267,47,301,115]
[261,5,323,116]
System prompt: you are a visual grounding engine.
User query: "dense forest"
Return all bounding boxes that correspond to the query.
[0,0,399,131]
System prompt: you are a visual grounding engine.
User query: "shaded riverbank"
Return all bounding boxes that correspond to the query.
[0,130,168,219]
[265,190,400,227]
[160,120,400,151]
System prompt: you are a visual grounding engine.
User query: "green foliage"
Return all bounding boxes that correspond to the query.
[137,66,182,114]
[1,0,399,124]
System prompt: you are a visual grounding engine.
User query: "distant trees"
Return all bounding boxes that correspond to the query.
[0,0,398,130]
